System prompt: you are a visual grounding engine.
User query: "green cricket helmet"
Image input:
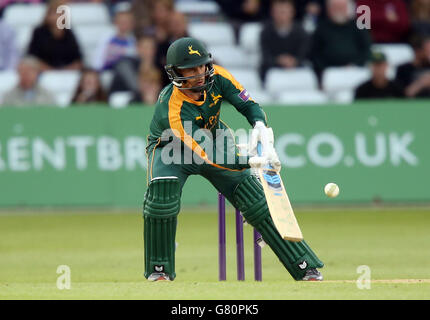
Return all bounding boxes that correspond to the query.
[165,37,214,92]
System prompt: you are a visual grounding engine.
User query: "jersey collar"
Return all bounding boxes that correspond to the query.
[173,86,207,106]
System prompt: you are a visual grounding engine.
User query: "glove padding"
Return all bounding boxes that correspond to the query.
[248,121,269,157]
[248,121,281,172]
[249,146,281,172]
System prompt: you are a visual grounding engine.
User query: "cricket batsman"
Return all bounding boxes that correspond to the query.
[143,37,324,281]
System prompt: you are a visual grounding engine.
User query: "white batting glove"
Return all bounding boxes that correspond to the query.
[265,144,282,172]
[248,121,270,157]
[248,123,281,172]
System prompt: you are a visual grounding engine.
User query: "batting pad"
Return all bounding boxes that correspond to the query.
[143,177,180,280]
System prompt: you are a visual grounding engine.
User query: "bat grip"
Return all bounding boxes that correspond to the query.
[257,142,263,157]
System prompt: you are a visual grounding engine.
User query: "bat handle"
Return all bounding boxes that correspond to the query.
[257,141,263,157]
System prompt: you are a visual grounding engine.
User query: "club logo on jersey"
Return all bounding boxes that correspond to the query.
[238,89,250,102]
[209,92,222,107]
[188,45,201,56]
[154,265,164,272]
[298,261,308,270]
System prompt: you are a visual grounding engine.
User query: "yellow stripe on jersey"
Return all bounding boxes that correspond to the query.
[213,64,255,102]
[168,86,245,172]
[213,64,244,91]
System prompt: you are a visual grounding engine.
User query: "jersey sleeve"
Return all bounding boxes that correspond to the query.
[214,65,267,126]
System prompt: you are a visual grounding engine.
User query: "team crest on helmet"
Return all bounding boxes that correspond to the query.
[188,45,201,56]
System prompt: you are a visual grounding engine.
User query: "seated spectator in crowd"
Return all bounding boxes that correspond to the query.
[28,0,83,71]
[410,0,430,37]
[215,0,270,42]
[131,66,161,105]
[0,19,19,70]
[152,0,174,43]
[133,0,173,43]
[92,2,136,71]
[310,0,372,82]
[355,52,404,100]
[215,0,270,25]
[356,0,410,43]
[132,0,152,38]
[294,0,326,32]
[109,35,158,95]
[72,68,108,104]
[395,35,430,98]
[1,56,56,107]
[156,11,189,87]
[259,0,310,81]
[294,0,325,19]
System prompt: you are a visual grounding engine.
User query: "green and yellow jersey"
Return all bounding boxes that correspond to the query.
[147,64,267,168]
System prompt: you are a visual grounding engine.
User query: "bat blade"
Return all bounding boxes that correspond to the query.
[258,167,303,242]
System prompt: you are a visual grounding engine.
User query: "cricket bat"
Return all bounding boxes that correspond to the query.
[256,143,303,242]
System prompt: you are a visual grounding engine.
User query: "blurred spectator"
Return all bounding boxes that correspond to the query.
[92,2,136,71]
[28,0,83,71]
[259,0,310,81]
[410,0,430,37]
[294,0,325,19]
[151,0,174,43]
[72,68,108,104]
[215,0,270,41]
[356,0,410,43]
[131,0,152,38]
[131,66,162,105]
[395,35,430,98]
[109,35,158,94]
[156,11,189,87]
[0,19,19,70]
[215,0,270,22]
[1,56,56,107]
[294,0,326,32]
[355,51,404,100]
[310,0,372,82]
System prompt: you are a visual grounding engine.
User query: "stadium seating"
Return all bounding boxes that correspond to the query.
[278,90,329,105]
[227,68,262,92]
[372,43,414,67]
[188,22,235,47]
[109,91,134,108]
[3,3,46,54]
[239,22,263,54]
[69,3,111,27]
[322,67,371,103]
[0,71,19,104]
[265,68,318,94]
[39,71,80,107]
[1,2,417,107]
[248,91,273,105]
[209,46,258,69]
[14,26,33,54]
[73,25,116,67]
[176,0,220,15]
[3,4,46,29]
[330,90,355,104]
[100,71,114,92]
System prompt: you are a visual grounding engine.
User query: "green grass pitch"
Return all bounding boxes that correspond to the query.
[0,206,429,299]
